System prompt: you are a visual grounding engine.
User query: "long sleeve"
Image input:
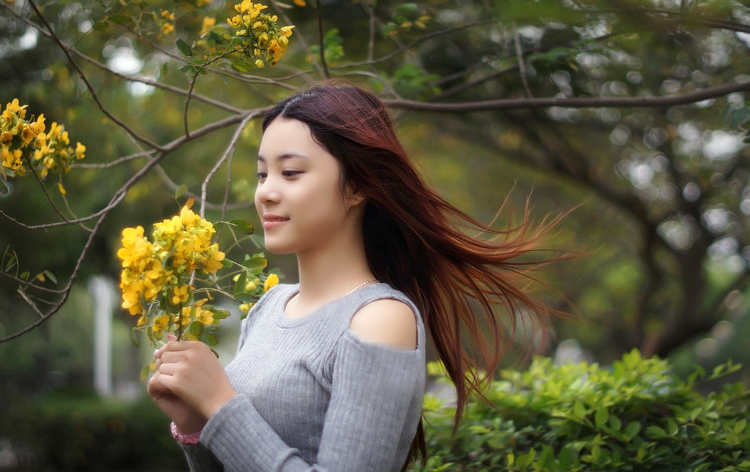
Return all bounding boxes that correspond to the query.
[195,330,425,472]
[180,443,224,472]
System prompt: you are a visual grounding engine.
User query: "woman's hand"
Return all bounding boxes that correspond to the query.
[148,371,207,433]
[151,339,238,421]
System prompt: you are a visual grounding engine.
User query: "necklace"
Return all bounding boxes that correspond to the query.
[285,278,379,315]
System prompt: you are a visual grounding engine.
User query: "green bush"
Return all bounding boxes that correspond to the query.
[3,391,184,471]
[412,350,750,472]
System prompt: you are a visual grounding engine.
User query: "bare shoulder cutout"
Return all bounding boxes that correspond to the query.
[349,298,417,350]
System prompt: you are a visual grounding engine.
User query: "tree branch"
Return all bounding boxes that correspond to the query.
[386,81,750,112]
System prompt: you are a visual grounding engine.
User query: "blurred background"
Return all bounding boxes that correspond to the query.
[1,0,749,470]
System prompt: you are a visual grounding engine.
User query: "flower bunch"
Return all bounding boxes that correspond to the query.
[118,201,280,349]
[1,99,85,191]
[118,201,227,345]
[226,0,294,68]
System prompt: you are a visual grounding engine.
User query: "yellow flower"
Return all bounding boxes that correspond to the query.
[293,0,306,6]
[263,273,279,292]
[160,9,175,21]
[5,99,27,118]
[57,182,67,195]
[1,145,24,175]
[75,142,85,159]
[20,123,34,145]
[200,16,216,36]
[161,22,174,35]
[195,305,214,325]
[171,285,190,305]
[239,302,253,313]
[152,314,171,336]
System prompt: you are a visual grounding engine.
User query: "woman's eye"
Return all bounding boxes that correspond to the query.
[256,172,267,181]
[281,170,301,178]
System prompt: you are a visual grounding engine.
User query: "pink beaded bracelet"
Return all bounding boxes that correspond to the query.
[170,421,201,445]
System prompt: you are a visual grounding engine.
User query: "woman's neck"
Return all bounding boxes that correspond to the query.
[293,236,375,310]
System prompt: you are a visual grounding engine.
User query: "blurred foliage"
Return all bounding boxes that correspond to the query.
[1,390,184,471]
[411,351,750,471]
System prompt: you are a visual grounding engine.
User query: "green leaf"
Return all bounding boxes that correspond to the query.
[595,408,609,428]
[175,184,188,199]
[43,269,57,284]
[230,219,254,234]
[189,321,203,337]
[645,425,666,439]
[573,401,587,419]
[108,15,132,24]
[212,309,230,321]
[205,334,219,346]
[140,362,152,381]
[176,38,193,57]
[735,419,747,434]
[231,60,253,73]
[233,272,248,297]
[624,421,641,440]
[242,254,267,274]
[92,21,110,32]
[20,271,29,280]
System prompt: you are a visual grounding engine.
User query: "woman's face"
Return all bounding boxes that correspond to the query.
[254,117,361,255]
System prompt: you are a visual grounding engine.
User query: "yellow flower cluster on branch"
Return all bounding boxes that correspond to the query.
[118,202,226,344]
[118,201,280,351]
[226,0,294,68]
[1,98,85,193]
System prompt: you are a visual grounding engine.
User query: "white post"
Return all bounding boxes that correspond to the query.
[89,276,116,397]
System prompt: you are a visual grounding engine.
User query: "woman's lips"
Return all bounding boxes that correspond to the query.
[262,215,289,230]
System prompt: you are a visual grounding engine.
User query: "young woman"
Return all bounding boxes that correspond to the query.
[148,83,560,471]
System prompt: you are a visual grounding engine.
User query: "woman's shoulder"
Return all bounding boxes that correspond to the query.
[347,283,423,351]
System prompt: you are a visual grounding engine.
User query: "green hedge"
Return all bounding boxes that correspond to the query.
[2,391,184,471]
[411,350,750,472]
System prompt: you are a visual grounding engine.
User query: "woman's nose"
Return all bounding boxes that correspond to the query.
[255,177,280,204]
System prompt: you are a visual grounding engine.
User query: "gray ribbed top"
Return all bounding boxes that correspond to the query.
[180,283,426,472]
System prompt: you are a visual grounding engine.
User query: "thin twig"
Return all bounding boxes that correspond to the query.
[314,0,330,79]
[71,150,157,169]
[513,24,533,98]
[200,113,256,218]
[185,74,198,139]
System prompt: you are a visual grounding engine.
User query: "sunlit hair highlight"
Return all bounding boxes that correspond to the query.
[262,82,567,466]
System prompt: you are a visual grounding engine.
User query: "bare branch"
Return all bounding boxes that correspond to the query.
[314,0,330,79]
[185,74,198,139]
[199,113,256,218]
[385,81,750,112]
[71,150,158,169]
[513,24,533,98]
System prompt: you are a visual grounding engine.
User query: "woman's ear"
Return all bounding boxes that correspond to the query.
[345,185,366,208]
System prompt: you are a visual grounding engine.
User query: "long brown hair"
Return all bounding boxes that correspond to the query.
[262,82,564,465]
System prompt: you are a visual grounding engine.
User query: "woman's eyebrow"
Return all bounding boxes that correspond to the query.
[257,153,309,163]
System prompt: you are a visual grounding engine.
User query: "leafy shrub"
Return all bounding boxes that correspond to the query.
[3,391,184,471]
[411,350,750,472]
